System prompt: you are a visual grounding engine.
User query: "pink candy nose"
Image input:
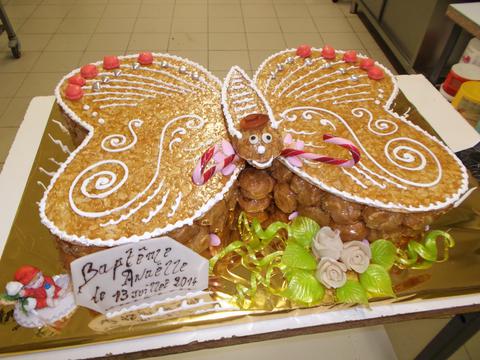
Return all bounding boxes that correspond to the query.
[257,145,266,154]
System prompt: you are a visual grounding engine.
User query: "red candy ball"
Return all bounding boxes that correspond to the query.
[296,44,312,58]
[65,84,83,101]
[103,55,120,70]
[68,74,86,86]
[360,58,375,70]
[138,51,153,65]
[321,45,336,59]
[80,64,98,79]
[343,50,357,63]
[368,66,384,80]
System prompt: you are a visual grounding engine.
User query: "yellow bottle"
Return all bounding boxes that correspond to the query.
[452,81,480,131]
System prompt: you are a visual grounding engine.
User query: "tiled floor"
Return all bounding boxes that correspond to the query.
[0,0,478,359]
[385,317,480,360]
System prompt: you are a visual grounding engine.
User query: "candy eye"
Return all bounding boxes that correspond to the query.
[249,135,259,144]
[262,133,272,143]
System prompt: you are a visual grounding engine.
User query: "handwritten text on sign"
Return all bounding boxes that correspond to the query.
[70,237,209,314]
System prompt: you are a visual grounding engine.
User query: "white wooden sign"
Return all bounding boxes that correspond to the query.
[70,237,209,314]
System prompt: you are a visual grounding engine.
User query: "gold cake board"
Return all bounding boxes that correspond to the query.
[0,86,479,357]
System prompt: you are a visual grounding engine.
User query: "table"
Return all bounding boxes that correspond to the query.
[447,2,480,39]
[431,2,480,84]
[0,75,479,359]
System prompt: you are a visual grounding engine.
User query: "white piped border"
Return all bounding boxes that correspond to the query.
[39,53,240,248]
[254,48,469,212]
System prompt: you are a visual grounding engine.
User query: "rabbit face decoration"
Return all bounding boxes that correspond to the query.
[230,113,283,169]
[40,46,468,253]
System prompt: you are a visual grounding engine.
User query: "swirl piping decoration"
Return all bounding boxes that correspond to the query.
[96,114,207,224]
[101,119,143,153]
[69,160,129,218]
[352,107,398,136]
[384,137,442,187]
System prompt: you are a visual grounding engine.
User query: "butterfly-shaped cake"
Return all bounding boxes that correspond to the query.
[39,46,468,266]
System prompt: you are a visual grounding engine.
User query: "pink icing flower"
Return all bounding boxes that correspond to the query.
[68,74,86,86]
[343,50,357,63]
[65,84,83,100]
[209,233,221,247]
[321,45,336,59]
[367,66,384,80]
[138,51,153,65]
[288,211,299,221]
[360,57,375,70]
[296,44,312,58]
[103,55,120,70]
[80,64,98,79]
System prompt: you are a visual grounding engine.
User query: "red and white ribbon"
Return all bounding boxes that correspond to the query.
[281,133,360,168]
[192,140,238,185]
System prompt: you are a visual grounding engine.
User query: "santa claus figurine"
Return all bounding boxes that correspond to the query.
[5,265,64,311]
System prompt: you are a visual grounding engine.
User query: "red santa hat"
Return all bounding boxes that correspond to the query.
[14,265,41,285]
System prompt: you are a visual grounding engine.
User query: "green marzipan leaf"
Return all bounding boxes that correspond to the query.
[288,216,320,248]
[282,268,325,304]
[371,240,397,270]
[359,264,395,298]
[282,242,317,270]
[336,280,369,305]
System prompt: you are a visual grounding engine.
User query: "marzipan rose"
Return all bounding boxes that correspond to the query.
[315,258,347,289]
[312,226,343,260]
[340,240,372,274]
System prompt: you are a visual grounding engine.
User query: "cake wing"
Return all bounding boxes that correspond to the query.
[40,54,240,246]
[254,48,468,212]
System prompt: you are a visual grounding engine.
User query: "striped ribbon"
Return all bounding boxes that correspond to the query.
[281,134,360,167]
